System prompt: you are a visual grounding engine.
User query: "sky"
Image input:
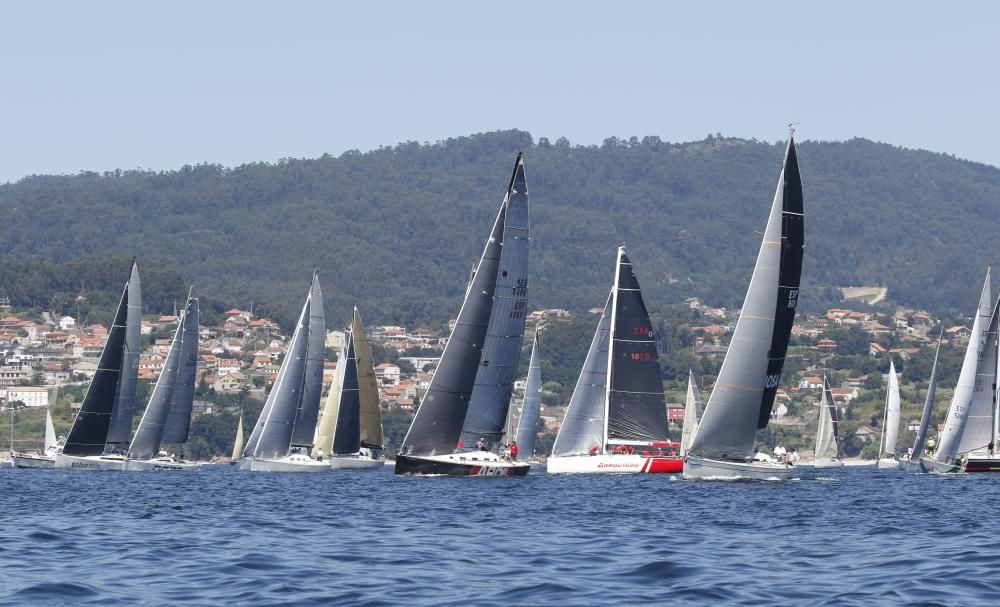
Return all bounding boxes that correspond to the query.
[1,1,998,182]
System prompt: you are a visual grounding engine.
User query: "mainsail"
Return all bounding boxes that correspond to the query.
[879,359,901,458]
[551,295,612,457]
[909,333,942,462]
[460,154,530,448]
[514,335,542,459]
[243,284,312,459]
[814,378,839,461]
[290,274,326,448]
[935,271,994,464]
[162,297,200,443]
[688,134,803,462]
[107,261,142,446]
[353,308,384,450]
[331,329,362,454]
[399,166,508,457]
[680,370,702,456]
[62,270,132,457]
[606,248,668,444]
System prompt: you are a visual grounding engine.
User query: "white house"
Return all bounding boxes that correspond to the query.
[5,386,49,408]
[59,316,76,330]
[375,363,401,386]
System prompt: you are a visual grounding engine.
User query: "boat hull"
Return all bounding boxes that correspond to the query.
[546,454,682,474]
[239,454,329,472]
[964,457,1000,472]
[124,458,202,471]
[683,456,794,480]
[813,458,845,469]
[329,455,385,470]
[920,456,962,474]
[55,453,125,471]
[900,458,926,473]
[877,457,901,470]
[11,453,55,468]
[395,452,530,476]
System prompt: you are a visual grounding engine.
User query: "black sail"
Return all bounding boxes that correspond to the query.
[162,297,200,443]
[332,331,361,454]
[62,274,131,456]
[399,188,507,456]
[606,248,669,443]
[757,138,804,428]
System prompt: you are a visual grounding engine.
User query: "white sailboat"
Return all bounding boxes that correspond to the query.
[921,272,997,473]
[547,247,681,475]
[813,378,843,469]
[683,132,803,480]
[901,332,942,472]
[679,371,702,457]
[11,406,60,468]
[876,359,901,470]
[230,407,244,465]
[240,273,328,472]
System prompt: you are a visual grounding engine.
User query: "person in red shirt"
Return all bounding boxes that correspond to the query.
[509,441,519,460]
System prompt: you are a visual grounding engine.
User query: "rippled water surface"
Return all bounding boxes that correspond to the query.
[2,465,1000,606]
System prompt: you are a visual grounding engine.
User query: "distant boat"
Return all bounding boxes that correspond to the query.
[321,307,386,470]
[395,154,531,476]
[876,360,901,470]
[55,261,141,471]
[513,335,543,462]
[547,246,681,475]
[679,370,702,457]
[240,273,328,472]
[124,295,201,471]
[922,272,997,474]
[813,378,843,469]
[230,407,244,465]
[11,406,60,468]
[683,132,803,480]
[901,332,942,472]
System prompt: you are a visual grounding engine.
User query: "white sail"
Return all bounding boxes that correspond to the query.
[814,380,838,460]
[231,409,244,463]
[880,360,901,458]
[680,371,702,456]
[313,342,347,458]
[935,270,993,463]
[44,408,57,453]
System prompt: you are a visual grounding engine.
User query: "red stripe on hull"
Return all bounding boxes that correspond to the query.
[642,457,684,474]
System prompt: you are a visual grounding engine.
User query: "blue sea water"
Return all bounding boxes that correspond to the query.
[2,465,999,606]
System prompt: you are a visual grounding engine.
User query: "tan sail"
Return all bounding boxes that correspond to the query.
[353,308,384,449]
[312,343,346,458]
[231,408,244,463]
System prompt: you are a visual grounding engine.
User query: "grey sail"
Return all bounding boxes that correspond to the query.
[606,247,668,444]
[398,164,508,457]
[62,272,131,457]
[680,371,702,456]
[244,285,311,459]
[551,294,612,456]
[353,308,384,449]
[290,274,326,448]
[107,260,142,446]
[909,333,943,462]
[880,359,901,457]
[514,335,542,459]
[460,154,530,449]
[936,274,997,462]
[688,135,803,462]
[814,379,839,460]
[332,330,361,454]
[127,303,186,460]
[162,297,200,443]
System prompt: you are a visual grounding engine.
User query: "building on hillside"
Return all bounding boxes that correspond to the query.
[5,386,49,407]
[854,426,877,442]
[375,363,401,387]
[798,376,824,390]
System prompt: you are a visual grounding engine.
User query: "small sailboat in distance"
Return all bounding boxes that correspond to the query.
[683,131,803,480]
[11,403,60,468]
[876,359,902,470]
[679,371,702,457]
[230,407,244,465]
[813,377,844,469]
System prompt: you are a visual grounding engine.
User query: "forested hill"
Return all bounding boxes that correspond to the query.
[2,129,999,328]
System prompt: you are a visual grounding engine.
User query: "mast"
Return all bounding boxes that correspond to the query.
[602,249,621,453]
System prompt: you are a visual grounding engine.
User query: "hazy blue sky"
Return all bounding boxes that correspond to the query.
[2,1,998,182]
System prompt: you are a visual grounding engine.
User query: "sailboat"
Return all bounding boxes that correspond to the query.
[901,332,942,472]
[396,154,531,476]
[124,295,201,471]
[876,359,902,470]
[230,407,244,465]
[922,272,997,473]
[11,406,60,468]
[240,273,328,472]
[813,378,843,468]
[548,247,680,474]
[683,132,803,480]
[679,371,702,457]
[512,335,542,462]
[318,307,386,469]
[56,261,141,471]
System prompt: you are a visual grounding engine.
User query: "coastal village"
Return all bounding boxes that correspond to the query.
[0,291,969,458]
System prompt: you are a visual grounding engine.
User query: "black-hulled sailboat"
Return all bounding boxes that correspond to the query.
[683,132,803,480]
[548,247,680,474]
[125,294,200,470]
[56,261,142,470]
[240,273,328,472]
[396,154,531,476]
